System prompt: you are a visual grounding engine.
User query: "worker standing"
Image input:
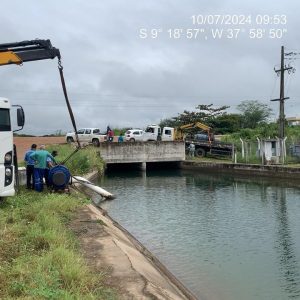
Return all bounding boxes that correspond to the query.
[108,129,114,142]
[24,144,37,189]
[118,133,124,143]
[30,145,56,192]
[188,142,195,158]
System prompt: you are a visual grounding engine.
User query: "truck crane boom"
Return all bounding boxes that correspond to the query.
[0,39,61,66]
[0,38,78,147]
[0,38,79,198]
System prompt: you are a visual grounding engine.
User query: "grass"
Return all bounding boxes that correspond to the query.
[0,188,116,299]
[185,153,234,163]
[46,144,105,176]
[190,154,300,168]
[0,144,114,298]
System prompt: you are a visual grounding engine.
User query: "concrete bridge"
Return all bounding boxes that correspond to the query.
[99,141,185,169]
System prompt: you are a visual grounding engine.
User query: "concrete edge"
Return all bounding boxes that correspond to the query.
[82,171,198,300]
[181,160,300,179]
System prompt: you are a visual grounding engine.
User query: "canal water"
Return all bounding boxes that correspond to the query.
[97,169,300,300]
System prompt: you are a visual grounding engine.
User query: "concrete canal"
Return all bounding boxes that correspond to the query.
[95,168,300,300]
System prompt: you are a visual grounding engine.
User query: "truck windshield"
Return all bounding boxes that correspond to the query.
[0,108,11,131]
[145,127,154,133]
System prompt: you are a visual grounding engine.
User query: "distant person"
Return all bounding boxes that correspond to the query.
[108,129,114,142]
[106,126,111,142]
[30,145,56,192]
[188,142,195,158]
[24,143,37,189]
[118,133,124,143]
[106,126,111,137]
[45,150,58,187]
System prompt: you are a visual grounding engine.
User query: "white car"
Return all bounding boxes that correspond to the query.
[125,129,144,142]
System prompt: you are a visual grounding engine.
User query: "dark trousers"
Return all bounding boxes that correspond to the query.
[44,169,50,187]
[26,165,35,189]
[34,168,45,192]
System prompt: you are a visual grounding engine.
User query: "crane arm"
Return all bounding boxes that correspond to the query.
[174,121,213,141]
[179,122,211,131]
[0,38,80,150]
[0,39,61,66]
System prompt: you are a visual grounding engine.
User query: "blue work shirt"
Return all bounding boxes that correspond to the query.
[24,149,36,166]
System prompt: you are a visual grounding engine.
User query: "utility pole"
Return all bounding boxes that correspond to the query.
[271,46,292,138]
[270,46,296,164]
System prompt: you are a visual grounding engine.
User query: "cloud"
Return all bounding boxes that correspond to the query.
[1,0,300,134]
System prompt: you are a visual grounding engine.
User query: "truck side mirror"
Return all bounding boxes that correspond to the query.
[17,107,25,127]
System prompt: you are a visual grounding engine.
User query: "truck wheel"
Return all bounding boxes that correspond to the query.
[195,148,206,157]
[129,138,135,142]
[92,139,100,147]
[67,137,74,144]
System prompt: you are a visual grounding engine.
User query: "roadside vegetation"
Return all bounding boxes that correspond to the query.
[18,144,105,174]
[46,144,105,176]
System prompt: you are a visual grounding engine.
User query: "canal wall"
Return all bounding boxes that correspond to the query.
[181,161,300,179]
[99,141,185,164]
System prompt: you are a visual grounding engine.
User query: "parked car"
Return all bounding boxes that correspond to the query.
[125,129,144,142]
[66,128,106,146]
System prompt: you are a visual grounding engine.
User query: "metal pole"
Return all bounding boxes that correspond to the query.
[279,46,285,139]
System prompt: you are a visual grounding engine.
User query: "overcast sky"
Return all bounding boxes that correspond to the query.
[1,0,300,135]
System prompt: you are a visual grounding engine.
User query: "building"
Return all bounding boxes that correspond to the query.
[286,117,300,126]
[257,138,285,164]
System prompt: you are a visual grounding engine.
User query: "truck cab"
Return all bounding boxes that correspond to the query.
[161,127,174,141]
[144,125,161,141]
[143,125,174,141]
[0,98,14,197]
[0,98,24,197]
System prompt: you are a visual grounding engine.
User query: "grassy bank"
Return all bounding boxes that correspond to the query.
[0,189,116,299]
[0,145,116,299]
[19,144,104,176]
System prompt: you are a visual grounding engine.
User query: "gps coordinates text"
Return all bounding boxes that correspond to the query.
[138,14,288,41]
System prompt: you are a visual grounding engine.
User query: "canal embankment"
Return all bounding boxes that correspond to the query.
[181,160,300,179]
[16,143,198,299]
[73,171,197,300]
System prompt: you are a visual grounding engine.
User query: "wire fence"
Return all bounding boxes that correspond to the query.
[232,138,300,165]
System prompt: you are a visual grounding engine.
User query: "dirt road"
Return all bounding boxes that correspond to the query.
[14,136,66,159]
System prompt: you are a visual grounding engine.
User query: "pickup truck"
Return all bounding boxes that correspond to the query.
[66,128,107,146]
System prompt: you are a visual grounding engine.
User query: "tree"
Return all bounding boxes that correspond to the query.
[237,100,272,129]
[210,113,243,134]
[159,104,229,128]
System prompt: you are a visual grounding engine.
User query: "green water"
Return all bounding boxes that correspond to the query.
[97,170,300,300]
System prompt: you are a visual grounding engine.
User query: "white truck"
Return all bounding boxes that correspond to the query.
[143,125,174,141]
[66,128,107,146]
[0,98,25,198]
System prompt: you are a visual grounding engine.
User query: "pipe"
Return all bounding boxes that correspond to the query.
[72,176,115,199]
